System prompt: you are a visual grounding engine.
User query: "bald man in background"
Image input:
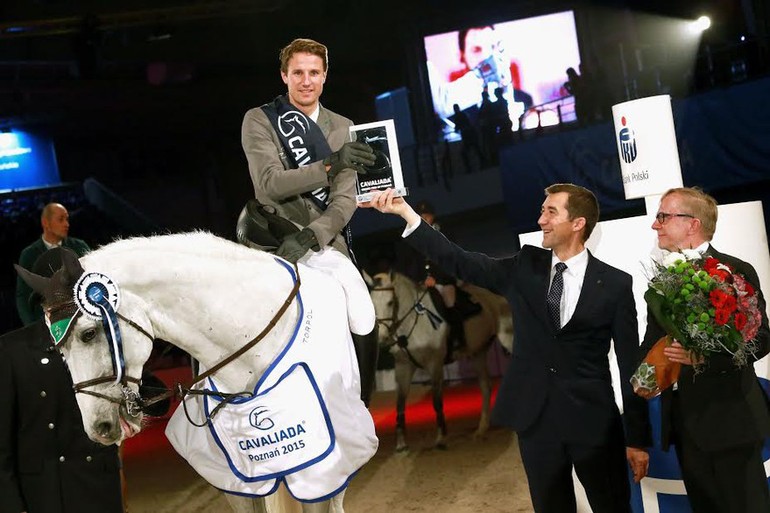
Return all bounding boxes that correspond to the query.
[15,203,90,325]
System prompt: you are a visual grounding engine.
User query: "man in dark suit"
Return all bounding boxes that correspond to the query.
[366,184,650,513]
[638,187,770,512]
[15,203,90,325]
[1,248,124,513]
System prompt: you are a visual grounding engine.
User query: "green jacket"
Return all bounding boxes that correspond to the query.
[15,237,90,325]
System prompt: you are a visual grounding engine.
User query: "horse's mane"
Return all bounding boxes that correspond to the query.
[86,231,273,263]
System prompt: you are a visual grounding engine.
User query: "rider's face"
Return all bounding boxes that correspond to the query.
[281,52,327,116]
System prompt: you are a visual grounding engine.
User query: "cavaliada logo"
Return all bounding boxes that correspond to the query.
[618,116,637,164]
[249,406,275,431]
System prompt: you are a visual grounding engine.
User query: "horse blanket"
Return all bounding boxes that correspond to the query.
[165,259,378,501]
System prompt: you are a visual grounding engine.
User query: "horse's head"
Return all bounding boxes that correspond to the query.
[368,271,399,345]
[16,249,154,445]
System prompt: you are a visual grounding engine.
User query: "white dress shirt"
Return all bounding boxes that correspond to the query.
[550,249,589,329]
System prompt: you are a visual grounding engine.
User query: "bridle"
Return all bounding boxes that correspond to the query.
[50,262,301,423]
[371,279,430,368]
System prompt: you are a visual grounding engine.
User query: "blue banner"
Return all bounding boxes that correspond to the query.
[0,130,60,191]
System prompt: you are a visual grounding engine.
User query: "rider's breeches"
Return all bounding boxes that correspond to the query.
[301,247,376,335]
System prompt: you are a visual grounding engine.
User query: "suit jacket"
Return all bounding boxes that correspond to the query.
[15,237,91,326]
[407,223,650,447]
[241,104,357,254]
[0,323,123,513]
[637,245,770,451]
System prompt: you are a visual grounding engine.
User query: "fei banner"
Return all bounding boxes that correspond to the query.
[611,95,683,199]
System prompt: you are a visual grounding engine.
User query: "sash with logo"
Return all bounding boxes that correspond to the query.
[261,95,333,208]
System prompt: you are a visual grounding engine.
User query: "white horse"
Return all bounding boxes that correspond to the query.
[17,232,378,513]
[367,270,513,452]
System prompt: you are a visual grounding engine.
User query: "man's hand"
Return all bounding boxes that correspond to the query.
[359,188,422,226]
[626,447,649,483]
[276,228,320,263]
[664,340,702,366]
[324,142,375,179]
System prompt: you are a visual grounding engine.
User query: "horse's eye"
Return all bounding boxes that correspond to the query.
[81,328,98,343]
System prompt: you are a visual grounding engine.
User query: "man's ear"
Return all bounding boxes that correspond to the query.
[280,71,289,85]
[689,217,703,237]
[572,216,586,234]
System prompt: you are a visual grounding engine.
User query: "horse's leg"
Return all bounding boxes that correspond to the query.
[429,362,447,450]
[301,499,333,513]
[225,495,269,513]
[470,346,492,439]
[394,359,415,452]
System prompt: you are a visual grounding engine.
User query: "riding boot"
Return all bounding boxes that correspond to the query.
[444,306,466,364]
[351,328,379,407]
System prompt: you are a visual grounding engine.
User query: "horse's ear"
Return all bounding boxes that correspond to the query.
[59,248,85,283]
[362,269,374,289]
[14,264,51,296]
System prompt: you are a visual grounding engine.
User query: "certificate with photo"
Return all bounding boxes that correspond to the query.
[349,119,408,203]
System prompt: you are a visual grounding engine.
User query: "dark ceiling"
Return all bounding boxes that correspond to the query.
[0,0,758,141]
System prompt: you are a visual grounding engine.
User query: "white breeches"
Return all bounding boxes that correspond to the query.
[300,247,375,335]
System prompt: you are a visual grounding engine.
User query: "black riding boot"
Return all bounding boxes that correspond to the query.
[351,328,379,407]
[444,305,466,363]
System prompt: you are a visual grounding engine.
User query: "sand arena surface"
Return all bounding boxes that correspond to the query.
[123,383,534,513]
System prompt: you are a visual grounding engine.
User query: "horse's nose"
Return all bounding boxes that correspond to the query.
[95,420,115,439]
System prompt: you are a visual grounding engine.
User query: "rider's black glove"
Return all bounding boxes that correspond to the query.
[275,228,320,263]
[323,142,375,179]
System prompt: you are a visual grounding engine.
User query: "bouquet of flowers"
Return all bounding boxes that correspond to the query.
[631,249,762,398]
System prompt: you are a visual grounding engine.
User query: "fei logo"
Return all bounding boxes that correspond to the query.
[249,406,275,431]
[618,116,638,164]
[278,110,308,138]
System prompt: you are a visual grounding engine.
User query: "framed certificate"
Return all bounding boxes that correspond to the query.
[349,119,408,203]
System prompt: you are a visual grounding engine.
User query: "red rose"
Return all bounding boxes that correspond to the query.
[715,308,730,325]
[704,257,719,272]
[745,282,755,296]
[735,312,748,331]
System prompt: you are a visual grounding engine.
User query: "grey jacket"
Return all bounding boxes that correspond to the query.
[241,104,357,255]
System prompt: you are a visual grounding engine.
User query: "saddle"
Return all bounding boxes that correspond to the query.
[235,199,300,252]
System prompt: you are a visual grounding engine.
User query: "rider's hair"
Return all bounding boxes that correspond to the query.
[279,38,328,73]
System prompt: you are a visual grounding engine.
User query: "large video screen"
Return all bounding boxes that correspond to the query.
[0,130,61,191]
[424,11,581,141]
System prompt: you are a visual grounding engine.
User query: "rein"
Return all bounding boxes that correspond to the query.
[57,261,301,424]
[371,282,431,369]
[139,262,302,425]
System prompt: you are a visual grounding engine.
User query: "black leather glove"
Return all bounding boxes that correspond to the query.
[275,227,320,263]
[323,142,376,179]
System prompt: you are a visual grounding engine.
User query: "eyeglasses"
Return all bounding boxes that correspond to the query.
[655,212,695,224]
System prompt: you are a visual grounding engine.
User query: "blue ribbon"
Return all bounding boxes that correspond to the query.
[86,282,126,385]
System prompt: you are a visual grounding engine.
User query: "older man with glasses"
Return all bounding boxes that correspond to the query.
[637,186,770,512]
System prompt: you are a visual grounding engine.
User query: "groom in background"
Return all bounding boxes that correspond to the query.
[639,186,770,512]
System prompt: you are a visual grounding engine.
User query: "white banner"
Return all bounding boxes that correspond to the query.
[612,95,683,199]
